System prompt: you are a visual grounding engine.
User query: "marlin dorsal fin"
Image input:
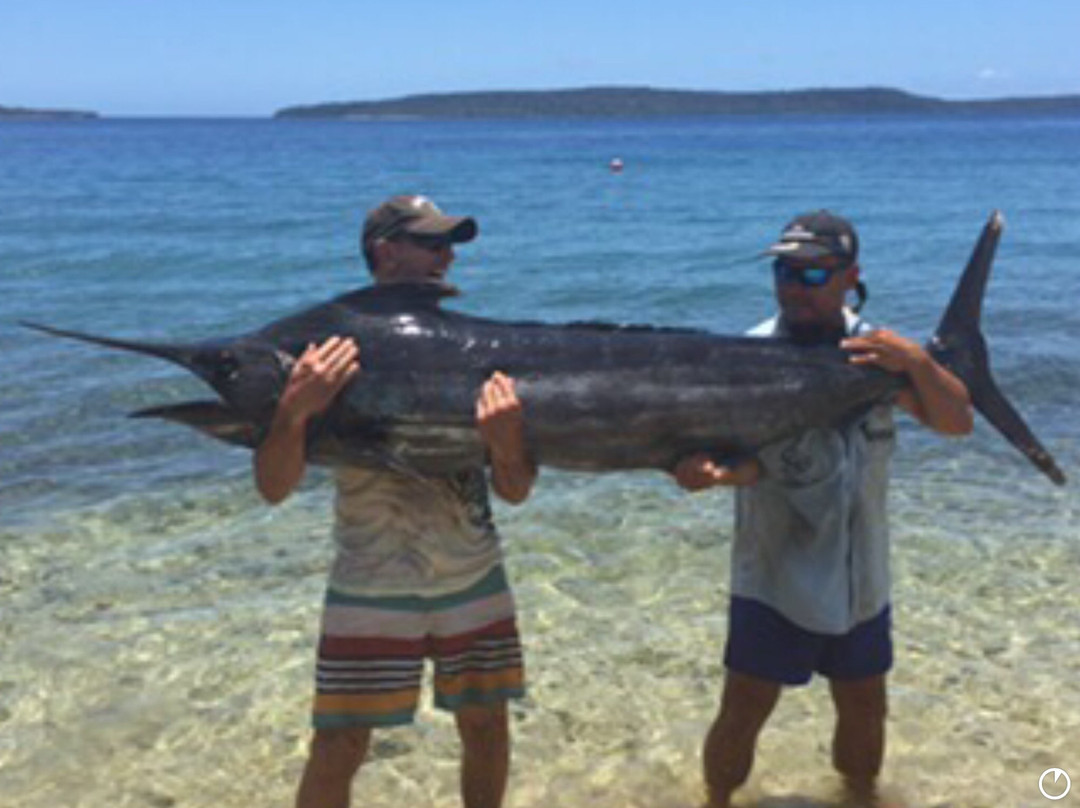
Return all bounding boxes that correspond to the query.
[338,281,460,312]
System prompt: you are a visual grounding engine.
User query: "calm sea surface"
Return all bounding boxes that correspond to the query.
[1,116,1078,807]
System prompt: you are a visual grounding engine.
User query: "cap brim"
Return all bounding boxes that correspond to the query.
[763,241,834,260]
[401,215,478,243]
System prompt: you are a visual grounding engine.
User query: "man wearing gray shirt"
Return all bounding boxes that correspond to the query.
[673,211,973,807]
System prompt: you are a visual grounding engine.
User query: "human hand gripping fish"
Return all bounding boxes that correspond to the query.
[476,371,537,504]
[253,336,360,503]
[672,455,761,492]
[278,337,362,426]
[842,329,974,436]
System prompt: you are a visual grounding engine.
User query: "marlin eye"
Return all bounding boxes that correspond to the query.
[217,351,241,382]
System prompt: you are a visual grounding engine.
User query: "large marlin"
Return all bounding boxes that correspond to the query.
[23,212,1065,485]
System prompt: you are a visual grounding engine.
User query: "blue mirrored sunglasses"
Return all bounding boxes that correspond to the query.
[771,259,838,287]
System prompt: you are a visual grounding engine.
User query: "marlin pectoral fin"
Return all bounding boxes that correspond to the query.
[352,446,432,483]
[303,422,431,480]
[131,401,262,449]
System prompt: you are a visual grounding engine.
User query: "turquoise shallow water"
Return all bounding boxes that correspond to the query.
[1,116,1078,807]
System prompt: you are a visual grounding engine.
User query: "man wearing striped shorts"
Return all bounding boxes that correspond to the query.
[254,195,537,808]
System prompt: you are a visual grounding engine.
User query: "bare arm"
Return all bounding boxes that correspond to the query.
[476,371,537,504]
[253,337,360,504]
[672,454,761,492]
[842,329,974,435]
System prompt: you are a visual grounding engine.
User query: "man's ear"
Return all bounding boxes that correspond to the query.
[845,263,861,289]
[370,239,396,278]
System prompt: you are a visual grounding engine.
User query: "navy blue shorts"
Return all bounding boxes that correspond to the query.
[724,596,893,685]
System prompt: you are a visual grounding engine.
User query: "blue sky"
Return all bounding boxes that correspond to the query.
[4,0,1079,116]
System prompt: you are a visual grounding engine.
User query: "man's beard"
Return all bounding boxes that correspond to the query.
[782,319,847,346]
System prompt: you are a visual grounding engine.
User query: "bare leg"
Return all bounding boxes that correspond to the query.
[455,703,510,808]
[702,671,782,808]
[829,674,888,804]
[295,726,372,808]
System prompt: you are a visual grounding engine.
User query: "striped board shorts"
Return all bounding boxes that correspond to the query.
[313,564,526,729]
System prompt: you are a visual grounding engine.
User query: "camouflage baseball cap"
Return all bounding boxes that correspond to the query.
[361,195,478,248]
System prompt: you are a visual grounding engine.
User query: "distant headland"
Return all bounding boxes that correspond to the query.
[275,86,1080,120]
[0,104,98,121]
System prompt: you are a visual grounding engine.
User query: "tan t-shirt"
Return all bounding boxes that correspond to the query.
[328,465,502,597]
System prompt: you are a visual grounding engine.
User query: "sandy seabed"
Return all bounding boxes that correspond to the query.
[1,465,1077,808]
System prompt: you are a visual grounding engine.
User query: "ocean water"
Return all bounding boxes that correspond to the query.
[1,115,1078,808]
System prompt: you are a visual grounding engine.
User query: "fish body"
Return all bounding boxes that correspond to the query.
[23,212,1065,485]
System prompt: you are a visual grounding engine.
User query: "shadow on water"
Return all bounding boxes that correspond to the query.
[740,786,918,808]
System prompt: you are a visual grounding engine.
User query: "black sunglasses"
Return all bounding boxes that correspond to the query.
[390,233,450,252]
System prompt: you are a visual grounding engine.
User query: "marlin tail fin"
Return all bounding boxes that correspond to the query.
[928,211,1065,485]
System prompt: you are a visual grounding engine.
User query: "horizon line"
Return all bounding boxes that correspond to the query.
[7,83,1080,119]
